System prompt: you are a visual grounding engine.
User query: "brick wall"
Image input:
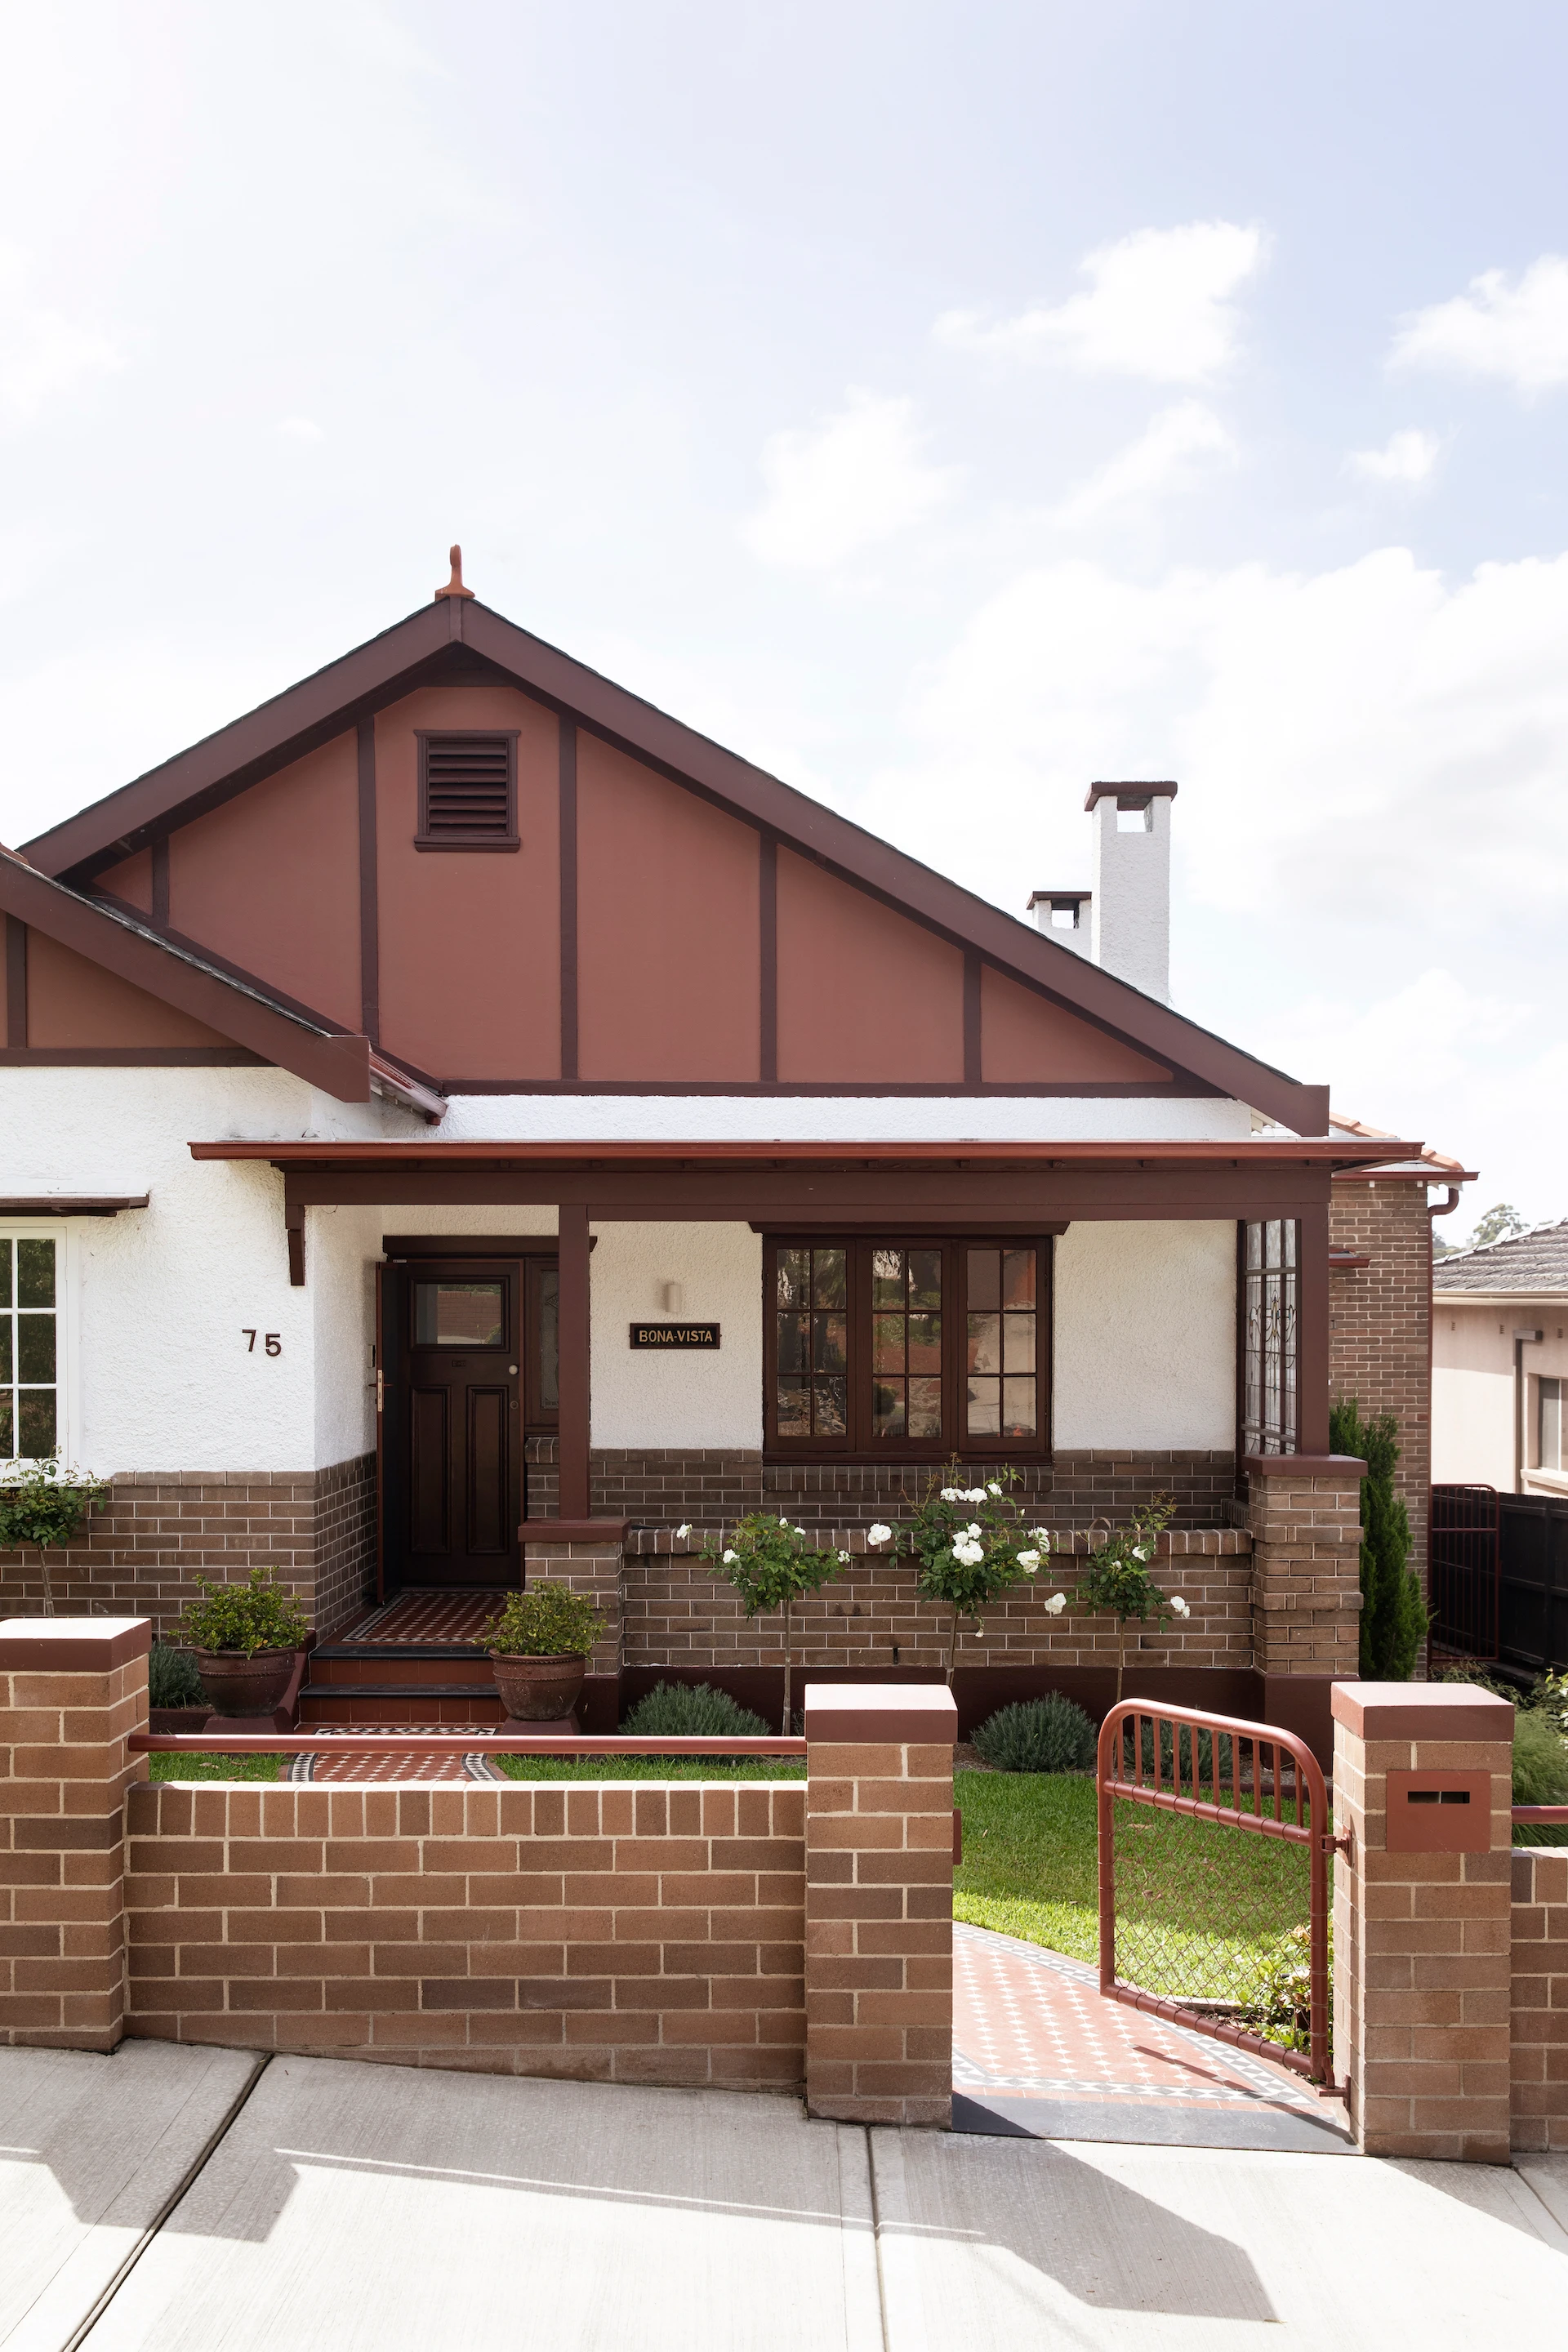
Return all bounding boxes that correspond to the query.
[1330,1178,1432,1569]
[1247,1468,1362,1681]
[1511,1846,1568,2152]
[125,1778,807,2087]
[0,1454,376,1638]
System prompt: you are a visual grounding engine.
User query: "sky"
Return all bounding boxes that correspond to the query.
[1,1,1566,1226]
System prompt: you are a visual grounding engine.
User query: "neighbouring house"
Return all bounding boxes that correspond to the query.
[1433,1223,1568,1496]
[0,552,1468,1753]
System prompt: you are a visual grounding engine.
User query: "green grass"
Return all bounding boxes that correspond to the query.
[954,1768,1311,1994]
[494,1757,806,1781]
[148,1752,283,1782]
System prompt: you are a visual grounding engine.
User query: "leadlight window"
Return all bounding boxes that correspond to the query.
[765,1236,1050,1458]
[1,1236,57,1461]
[1241,1219,1298,1456]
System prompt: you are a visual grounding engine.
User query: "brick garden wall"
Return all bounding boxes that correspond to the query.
[0,1454,377,1639]
[1510,1846,1568,2153]
[124,1778,808,2087]
[1330,1178,1432,1569]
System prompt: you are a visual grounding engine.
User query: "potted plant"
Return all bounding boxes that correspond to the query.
[175,1567,310,1717]
[483,1582,606,1722]
[0,1454,108,1617]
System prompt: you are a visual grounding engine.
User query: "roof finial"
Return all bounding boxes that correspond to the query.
[434,544,475,602]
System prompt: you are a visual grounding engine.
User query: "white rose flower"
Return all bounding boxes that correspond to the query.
[987,1481,1002,1496]
[964,1522,982,1539]
[1030,1527,1052,1548]
[1016,1549,1040,1570]
[952,1539,985,1566]
[1171,1595,1191,1618]
[722,1548,738,1566]
[966,1487,988,1503]
[867,1522,893,1546]
[1134,1544,1153,1561]
[836,1549,851,1565]
[675,1523,692,1539]
[940,1487,960,1502]
[1044,1591,1067,1615]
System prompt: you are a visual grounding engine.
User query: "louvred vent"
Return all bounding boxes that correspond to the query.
[421,734,514,840]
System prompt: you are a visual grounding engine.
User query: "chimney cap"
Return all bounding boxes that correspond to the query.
[1026,889,1092,909]
[1085,779,1178,813]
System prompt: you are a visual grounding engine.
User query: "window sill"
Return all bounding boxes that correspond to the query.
[412,835,521,853]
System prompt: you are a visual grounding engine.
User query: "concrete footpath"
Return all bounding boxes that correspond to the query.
[1,2042,1565,2352]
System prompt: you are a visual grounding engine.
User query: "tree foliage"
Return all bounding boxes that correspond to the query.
[0,1455,109,1616]
[1075,1496,1179,1699]
[1330,1397,1428,1679]
[704,1513,843,1731]
[896,1465,1054,1684]
[1468,1202,1527,1250]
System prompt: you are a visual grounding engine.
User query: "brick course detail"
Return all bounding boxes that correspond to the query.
[1330,1178,1432,1570]
[1510,1846,1568,2154]
[1247,1471,1362,1682]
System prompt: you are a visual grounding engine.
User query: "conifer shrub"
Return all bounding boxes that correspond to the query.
[1329,1398,1428,1678]
[973,1694,1097,1774]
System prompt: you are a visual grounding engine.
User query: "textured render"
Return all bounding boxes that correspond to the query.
[1247,1468,1362,1680]
[0,1619,150,2053]
[1511,1847,1568,2152]
[1054,1221,1236,1449]
[589,1222,764,1449]
[1333,1682,1515,2161]
[804,1683,956,2128]
[125,1778,807,2088]
[1330,1179,1434,1567]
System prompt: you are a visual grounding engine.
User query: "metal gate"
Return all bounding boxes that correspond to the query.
[1429,1482,1502,1661]
[1097,1700,1339,2093]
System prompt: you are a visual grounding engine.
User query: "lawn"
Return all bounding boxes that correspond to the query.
[145,1752,804,1784]
[148,1752,284,1782]
[955,1768,1312,2007]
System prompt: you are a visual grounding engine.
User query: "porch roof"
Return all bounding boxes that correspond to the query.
[189,1136,1422,1170]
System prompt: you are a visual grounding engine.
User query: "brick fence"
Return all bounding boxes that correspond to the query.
[1511,1846,1568,2153]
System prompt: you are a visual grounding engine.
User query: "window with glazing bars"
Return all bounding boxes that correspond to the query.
[1240,1219,1298,1456]
[1,1236,57,1461]
[764,1236,1049,1456]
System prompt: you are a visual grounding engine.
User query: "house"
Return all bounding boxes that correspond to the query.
[0,551,1457,1748]
[1433,1223,1568,1495]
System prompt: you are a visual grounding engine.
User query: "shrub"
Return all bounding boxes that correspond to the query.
[703,1513,842,1732]
[973,1695,1096,1774]
[0,1454,109,1617]
[1120,1716,1238,1786]
[621,1682,770,1739]
[1075,1496,1180,1699]
[483,1582,605,1659]
[1330,1397,1427,1678]
[1512,1708,1568,1845]
[176,1568,309,1658]
[148,1640,205,1709]
[895,1465,1059,1686]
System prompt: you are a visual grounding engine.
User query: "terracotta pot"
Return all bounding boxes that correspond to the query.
[194,1648,297,1717]
[491,1651,587,1723]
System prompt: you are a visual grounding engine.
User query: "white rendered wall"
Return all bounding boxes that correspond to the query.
[1090,796,1172,1004]
[1431,1298,1568,1491]
[590,1223,764,1449]
[1052,1220,1236,1449]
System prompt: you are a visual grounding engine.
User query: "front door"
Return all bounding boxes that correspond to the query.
[382,1258,522,1589]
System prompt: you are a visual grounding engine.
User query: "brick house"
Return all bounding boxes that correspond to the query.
[1432,1221,1568,1494]
[0,554,1465,1753]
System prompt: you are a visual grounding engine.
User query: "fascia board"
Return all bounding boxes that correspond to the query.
[0,858,371,1102]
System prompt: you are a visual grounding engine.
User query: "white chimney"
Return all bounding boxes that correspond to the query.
[1026,888,1093,960]
[1086,781,1176,1002]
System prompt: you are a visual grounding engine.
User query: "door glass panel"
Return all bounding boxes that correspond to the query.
[414,1281,504,1347]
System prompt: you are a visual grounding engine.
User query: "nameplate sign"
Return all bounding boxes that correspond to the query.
[630,1321,720,1350]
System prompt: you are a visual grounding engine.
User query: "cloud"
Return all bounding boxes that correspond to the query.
[742,389,960,570]
[1391,255,1568,394]
[276,416,325,442]
[935,221,1265,384]
[0,244,119,422]
[1054,402,1234,527]
[1346,428,1443,486]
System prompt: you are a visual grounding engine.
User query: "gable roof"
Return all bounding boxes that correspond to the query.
[0,846,442,1115]
[1433,1218,1568,1294]
[18,589,1331,1134]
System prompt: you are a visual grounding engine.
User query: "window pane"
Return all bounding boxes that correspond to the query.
[907,1312,942,1372]
[873,1379,906,1437]
[777,1312,808,1376]
[18,1390,56,1457]
[872,1314,906,1373]
[1001,1250,1036,1308]
[537,1267,559,1413]
[0,1321,10,1383]
[0,1395,10,1455]
[908,1250,942,1311]
[777,1248,810,1308]
[908,1377,942,1438]
[1003,1312,1036,1374]
[967,1249,1000,1310]
[777,1378,810,1437]
[1002,1375,1036,1438]
[17,1240,55,1309]
[0,1243,11,1309]
[414,1281,503,1346]
[966,1376,1000,1437]
[968,1312,1001,1374]
[812,1250,846,1309]
[18,1316,55,1383]
[813,1313,847,1374]
[813,1376,847,1435]
[871,1249,906,1309]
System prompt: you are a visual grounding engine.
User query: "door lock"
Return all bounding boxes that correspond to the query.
[510,1365,518,1374]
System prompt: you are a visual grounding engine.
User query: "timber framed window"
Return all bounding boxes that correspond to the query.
[1539,1377,1562,1475]
[1239,1218,1298,1457]
[763,1236,1052,1460]
[0,1233,61,1463]
[414,732,520,851]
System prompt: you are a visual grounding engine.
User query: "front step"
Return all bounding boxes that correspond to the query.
[308,1643,488,1690]
[301,1635,502,1726]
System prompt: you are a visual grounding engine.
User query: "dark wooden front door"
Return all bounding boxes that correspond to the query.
[383,1259,522,1589]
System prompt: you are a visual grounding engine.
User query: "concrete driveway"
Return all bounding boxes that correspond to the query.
[2,2041,1564,2351]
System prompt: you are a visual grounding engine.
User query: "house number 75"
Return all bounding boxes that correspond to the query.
[243,1330,282,1356]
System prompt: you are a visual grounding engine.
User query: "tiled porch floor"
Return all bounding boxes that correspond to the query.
[952,1922,1354,2152]
[336,1590,496,1645]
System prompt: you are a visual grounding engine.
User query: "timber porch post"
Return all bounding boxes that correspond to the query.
[557,1201,592,1523]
